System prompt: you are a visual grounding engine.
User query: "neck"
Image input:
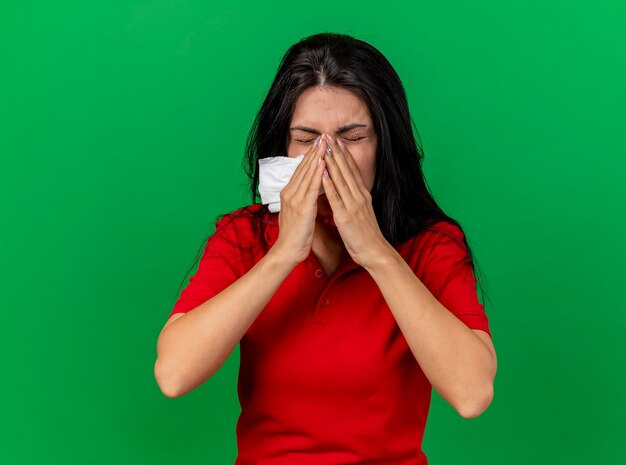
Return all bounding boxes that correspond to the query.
[313,216,348,258]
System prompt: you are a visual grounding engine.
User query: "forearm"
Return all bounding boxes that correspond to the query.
[364,243,496,417]
[155,247,297,398]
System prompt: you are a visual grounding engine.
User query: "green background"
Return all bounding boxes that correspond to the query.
[1,1,624,463]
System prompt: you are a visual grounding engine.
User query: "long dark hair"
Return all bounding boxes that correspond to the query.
[176,32,491,313]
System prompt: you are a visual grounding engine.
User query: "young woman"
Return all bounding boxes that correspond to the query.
[155,32,497,465]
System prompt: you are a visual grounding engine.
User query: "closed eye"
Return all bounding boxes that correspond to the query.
[295,136,365,143]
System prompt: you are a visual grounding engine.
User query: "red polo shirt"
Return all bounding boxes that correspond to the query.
[169,203,491,465]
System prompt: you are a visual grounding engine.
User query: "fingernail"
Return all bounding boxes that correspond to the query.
[325,133,334,144]
[314,136,321,147]
[326,146,333,156]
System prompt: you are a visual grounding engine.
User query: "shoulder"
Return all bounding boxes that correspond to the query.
[424,220,465,239]
[422,221,471,263]
[215,203,266,228]
[398,220,471,275]
[401,220,467,255]
[211,203,270,249]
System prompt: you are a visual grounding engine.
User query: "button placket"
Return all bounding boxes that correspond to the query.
[311,293,332,323]
[306,251,360,323]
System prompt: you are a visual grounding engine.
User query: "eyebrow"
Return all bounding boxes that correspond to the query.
[289,123,368,135]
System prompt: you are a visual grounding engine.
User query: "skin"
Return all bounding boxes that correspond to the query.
[285,85,378,274]
[156,85,498,417]
[283,85,497,417]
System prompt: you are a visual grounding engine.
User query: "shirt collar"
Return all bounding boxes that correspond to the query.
[263,213,362,275]
[263,213,280,246]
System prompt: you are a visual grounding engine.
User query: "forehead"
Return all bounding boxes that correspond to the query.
[291,86,371,126]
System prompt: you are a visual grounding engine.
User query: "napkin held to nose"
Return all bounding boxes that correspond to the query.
[258,154,325,213]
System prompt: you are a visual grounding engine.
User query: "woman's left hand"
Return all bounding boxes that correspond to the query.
[321,133,394,269]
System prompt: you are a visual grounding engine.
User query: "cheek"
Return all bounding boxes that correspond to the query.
[350,153,376,189]
[285,141,294,157]
[285,138,298,157]
[287,141,312,158]
[334,138,376,189]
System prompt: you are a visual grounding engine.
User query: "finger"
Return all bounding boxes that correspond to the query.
[288,135,323,189]
[325,135,362,198]
[321,162,346,211]
[287,135,320,184]
[335,138,369,192]
[297,138,328,198]
[306,156,326,203]
[323,137,355,203]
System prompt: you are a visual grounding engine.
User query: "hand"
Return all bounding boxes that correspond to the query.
[272,135,328,264]
[320,133,393,269]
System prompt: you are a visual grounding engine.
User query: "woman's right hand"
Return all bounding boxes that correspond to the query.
[272,134,328,264]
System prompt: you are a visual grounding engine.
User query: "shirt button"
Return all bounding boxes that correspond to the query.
[321,297,330,306]
[314,268,324,278]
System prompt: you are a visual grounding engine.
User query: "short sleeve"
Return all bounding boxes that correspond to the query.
[420,224,492,339]
[168,216,243,318]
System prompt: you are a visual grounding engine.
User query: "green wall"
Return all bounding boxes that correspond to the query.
[1,1,624,464]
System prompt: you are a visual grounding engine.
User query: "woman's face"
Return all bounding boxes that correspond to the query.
[286,85,378,221]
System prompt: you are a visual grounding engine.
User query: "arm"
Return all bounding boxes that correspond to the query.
[154,246,297,398]
[364,243,497,419]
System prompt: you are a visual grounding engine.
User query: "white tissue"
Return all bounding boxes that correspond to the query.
[258,154,325,212]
